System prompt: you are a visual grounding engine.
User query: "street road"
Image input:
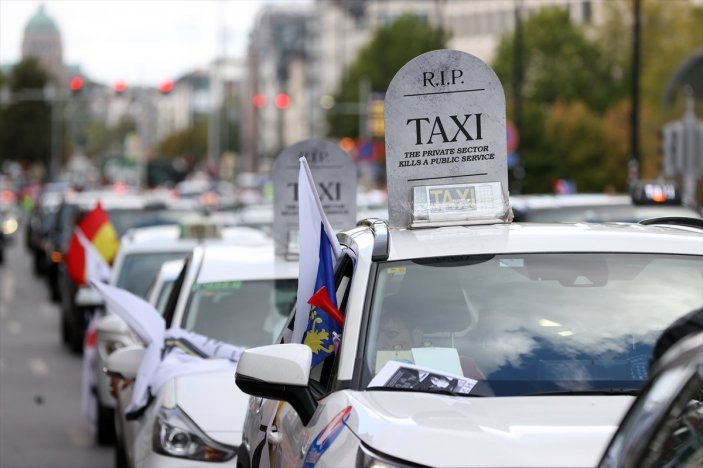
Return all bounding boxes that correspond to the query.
[0,232,111,468]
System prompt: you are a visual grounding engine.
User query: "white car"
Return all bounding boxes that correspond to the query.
[94,222,269,444]
[235,218,703,468]
[234,47,703,468]
[510,181,702,223]
[114,240,298,467]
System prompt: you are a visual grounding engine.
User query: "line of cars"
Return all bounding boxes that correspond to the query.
[90,218,300,467]
[0,174,21,264]
[94,186,702,468]
[91,220,275,445]
[24,184,204,352]
[97,180,703,468]
[14,49,703,468]
[224,50,703,468]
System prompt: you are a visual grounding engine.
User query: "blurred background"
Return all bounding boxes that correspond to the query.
[0,0,702,203]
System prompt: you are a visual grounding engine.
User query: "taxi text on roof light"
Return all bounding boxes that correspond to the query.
[179,218,222,240]
[384,49,512,228]
[631,181,682,205]
[411,182,507,226]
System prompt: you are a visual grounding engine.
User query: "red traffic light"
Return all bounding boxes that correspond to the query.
[113,80,127,94]
[252,93,267,109]
[274,92,290,110]
[69,76,84,92]
[159,80,174,94]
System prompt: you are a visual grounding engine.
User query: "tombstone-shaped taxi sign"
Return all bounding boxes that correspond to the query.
[272,139,357,256]
[385,49,511,228]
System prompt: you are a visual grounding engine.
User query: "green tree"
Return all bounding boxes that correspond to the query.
[326,15,448,138]
[492,7,630,193]
[599,0,703,114]
[84,117,137,160]
[594,0,703,187]
[156,118,208,161]
[0,58,51,168]
[494,7,626,114]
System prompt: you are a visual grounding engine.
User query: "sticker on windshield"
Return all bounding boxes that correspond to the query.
[368,361,477,395]
[303,406,352,467]
[191,281,242,292]
[386,266,406,276]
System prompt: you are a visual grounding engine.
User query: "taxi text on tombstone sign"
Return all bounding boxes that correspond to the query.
[272,139,357,256]
[385,49,511,228]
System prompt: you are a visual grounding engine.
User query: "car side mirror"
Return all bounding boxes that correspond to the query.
[235,343,316,424]
[96,314,129,336]
[105,345,145,380]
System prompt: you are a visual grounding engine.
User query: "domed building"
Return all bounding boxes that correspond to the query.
[21,4,66,85]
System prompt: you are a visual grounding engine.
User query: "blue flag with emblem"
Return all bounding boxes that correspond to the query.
[303,224,343,367]
[293,157,344,366]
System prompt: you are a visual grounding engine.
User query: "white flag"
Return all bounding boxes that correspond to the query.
[291,156,342,344]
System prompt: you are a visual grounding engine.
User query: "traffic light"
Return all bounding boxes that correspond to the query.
[69,76,84,94]
[252,93,267,109]
[159,80,174,95]
[274,92,290,110]
[113,80,127,95]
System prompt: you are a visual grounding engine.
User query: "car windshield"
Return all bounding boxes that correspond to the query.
[115,251,190,298]
[362,253,703,396]
[182,279,297,348]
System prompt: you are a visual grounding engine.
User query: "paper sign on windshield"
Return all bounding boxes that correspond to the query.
[369,361,477,395]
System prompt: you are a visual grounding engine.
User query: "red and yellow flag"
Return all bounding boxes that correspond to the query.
[65,202,119,285]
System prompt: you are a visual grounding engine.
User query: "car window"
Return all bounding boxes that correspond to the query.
[155,279,176,314]
[183,279,297,348]
[163,257,190,328]
[115,251,190,298]
[362,253,703,395]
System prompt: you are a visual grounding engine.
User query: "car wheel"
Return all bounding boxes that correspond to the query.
[61,315,70,344]
[68,311,86,355]
[33,252,44,275]
[114,434,128,468]
[96,400,116,445]
[0,249,4,265]
[49,282,60,302]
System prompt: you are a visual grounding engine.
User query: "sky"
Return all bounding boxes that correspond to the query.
[0,0,308,87]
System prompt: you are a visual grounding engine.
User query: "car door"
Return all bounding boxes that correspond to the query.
[246,253,355,468]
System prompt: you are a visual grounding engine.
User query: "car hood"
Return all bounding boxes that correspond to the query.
[345,391,634,467]
[174,369,248,446]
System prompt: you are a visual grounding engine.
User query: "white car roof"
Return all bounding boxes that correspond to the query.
[374,222,703,261]
[119,225,269,251]
[156,259,186,282]
[509,194,632,211]
[194,242,298,284]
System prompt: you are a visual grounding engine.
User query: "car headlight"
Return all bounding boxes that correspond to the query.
[357,443,424,468]
[2,218,18,235]
[153,406,236,462]
[101,339,127,359]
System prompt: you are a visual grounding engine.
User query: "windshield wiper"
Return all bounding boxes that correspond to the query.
[366,386,486,397]
[527,389,639,396]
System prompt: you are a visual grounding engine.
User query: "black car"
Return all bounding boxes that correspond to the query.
[51,190,200,353]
